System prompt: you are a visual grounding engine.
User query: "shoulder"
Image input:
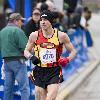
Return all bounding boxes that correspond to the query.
[58,30,70,43]
[58,31,67,38]
[28,31,38,42]
[13,27,28,40]
[15,27,25,34]
[29,31,38,37]
[14,26,22,31]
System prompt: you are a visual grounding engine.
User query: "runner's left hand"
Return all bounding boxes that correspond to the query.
[58,57,69,66]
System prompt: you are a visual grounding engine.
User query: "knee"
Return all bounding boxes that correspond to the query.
[46,90,58,100]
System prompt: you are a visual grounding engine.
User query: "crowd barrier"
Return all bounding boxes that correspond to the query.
[0,27,90,100]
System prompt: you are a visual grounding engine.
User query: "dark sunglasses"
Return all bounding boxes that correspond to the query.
[33,13,40,16]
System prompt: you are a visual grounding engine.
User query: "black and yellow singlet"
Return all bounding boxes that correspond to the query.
[34,28,63,67]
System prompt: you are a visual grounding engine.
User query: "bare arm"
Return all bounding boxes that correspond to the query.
[24,31,38,59]
[59,31,76,61]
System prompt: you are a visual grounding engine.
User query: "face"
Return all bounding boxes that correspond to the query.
[40,18,52,30]
[32,9,40,22]
[15,19,23,28]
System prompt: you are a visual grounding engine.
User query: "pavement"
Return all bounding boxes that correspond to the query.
[56,50,100,100]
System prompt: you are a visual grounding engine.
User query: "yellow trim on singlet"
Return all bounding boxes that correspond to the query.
[48,28,59,47]
[34,28,60,67]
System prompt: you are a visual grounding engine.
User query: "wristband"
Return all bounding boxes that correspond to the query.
[58,57,69,66]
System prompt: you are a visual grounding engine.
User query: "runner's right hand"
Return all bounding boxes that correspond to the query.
[30,55,40,65]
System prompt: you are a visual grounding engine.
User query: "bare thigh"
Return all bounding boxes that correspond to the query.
[46,84,59,100]
[35,86,47,100]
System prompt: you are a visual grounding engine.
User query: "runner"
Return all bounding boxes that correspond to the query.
[24,10,76,100]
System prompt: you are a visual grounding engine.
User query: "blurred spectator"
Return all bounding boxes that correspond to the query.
[36,0,55,12]
[0,13,6,30]
[0,13,30,100]
[72,6,83,28]
[75,5,83,15]
[24,8,41,38]
[72,12,81,28]
[0,3,7,30]
[36,2,42,9]
[67,8,75,29]
[40,2,48,11]
[80,7,90,29]
[53,12,67,32]
[5,8,13,21]
[61,10,69,30]
[45,0,55,11]
[80,7,93,47]
[85,10,92,27]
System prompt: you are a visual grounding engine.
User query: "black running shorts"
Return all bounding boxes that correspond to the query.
[30,66,64,89]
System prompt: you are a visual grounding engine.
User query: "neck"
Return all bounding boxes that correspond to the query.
[42,27,54,38]
[43,27,53,34]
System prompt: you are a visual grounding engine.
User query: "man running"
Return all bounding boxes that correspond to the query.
[24,10,76,100]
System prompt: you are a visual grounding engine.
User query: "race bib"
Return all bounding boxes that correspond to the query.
[39,48,56,64]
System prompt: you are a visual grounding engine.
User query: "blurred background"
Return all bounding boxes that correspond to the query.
[0,0,100,30]
[0,0,100,100]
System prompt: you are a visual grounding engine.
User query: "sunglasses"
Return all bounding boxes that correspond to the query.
[33,13,40,16]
